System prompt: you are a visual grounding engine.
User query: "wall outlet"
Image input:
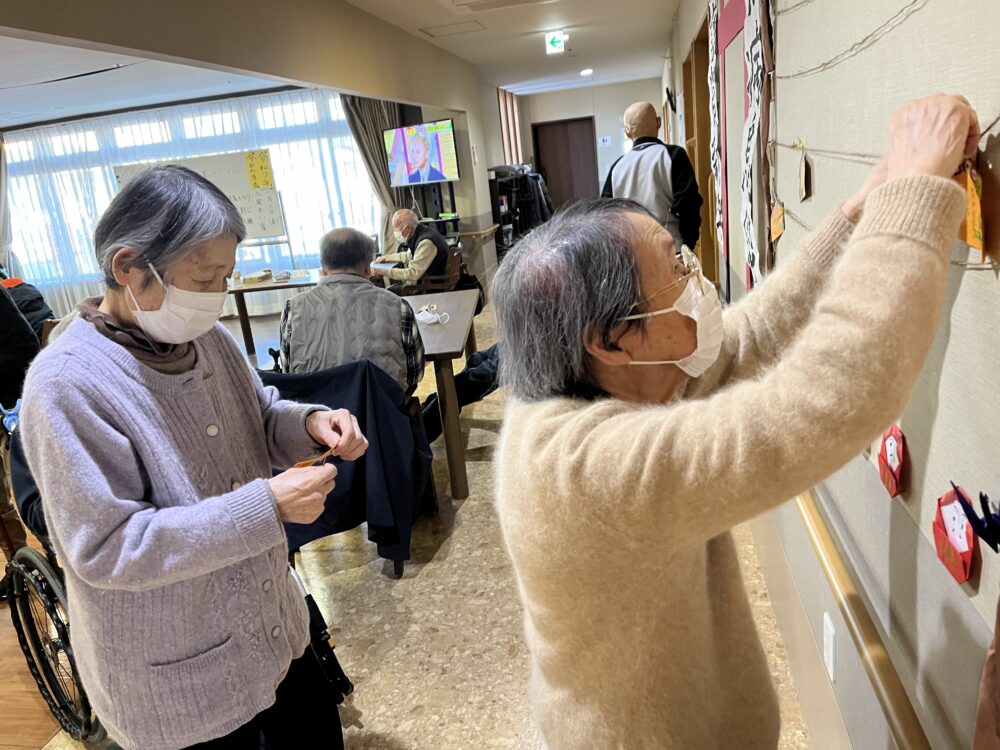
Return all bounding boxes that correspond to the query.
[823,611,836,683]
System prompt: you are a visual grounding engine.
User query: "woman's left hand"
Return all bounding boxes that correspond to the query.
[306,409,369,460]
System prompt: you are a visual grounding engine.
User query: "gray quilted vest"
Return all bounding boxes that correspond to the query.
[285,274,407,389]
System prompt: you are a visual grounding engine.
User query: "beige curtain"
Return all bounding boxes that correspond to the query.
[342,95,410,251]
[497,88,523,164]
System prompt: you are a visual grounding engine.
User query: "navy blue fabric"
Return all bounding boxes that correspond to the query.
[8,428,47,539]
[0,284,39,409]
[259,360,431,561]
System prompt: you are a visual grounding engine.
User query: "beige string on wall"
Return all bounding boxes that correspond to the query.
[770,116,1000,265]
[768,0,1000,263]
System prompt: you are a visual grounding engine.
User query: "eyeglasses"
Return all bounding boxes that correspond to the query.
[637,245,701,308]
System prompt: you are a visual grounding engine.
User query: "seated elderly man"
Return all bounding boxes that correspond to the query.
[280,228,424,395]
[372,209,450,285]
[492,94,977,748]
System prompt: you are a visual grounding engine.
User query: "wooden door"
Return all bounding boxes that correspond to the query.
[682,17,719,286]
[532,117,599,209]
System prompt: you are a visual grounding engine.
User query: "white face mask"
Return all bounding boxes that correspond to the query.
[127,265,227,344]
[415,309,449,325]
[394,230,407,245]
[619,271,724,377]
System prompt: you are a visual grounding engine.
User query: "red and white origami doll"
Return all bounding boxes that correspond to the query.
[934,487,976,584]
[877,425,906,498]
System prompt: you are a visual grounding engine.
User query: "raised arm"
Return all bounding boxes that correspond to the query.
[532,174,964,550]
[688,158,887,396]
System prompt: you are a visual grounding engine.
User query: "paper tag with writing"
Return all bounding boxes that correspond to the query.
[799,150,813,202]
[770,202,785,242]
[955,164,985,260]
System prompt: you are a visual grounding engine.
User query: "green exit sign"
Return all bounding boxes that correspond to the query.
[545,31,566,55]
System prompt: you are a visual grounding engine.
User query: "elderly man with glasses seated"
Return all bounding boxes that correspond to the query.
[491,94,979,749]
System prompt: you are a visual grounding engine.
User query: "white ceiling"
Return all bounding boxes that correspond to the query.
[0,1,673,129]
[345,0,676,95]
[0,36,277,130]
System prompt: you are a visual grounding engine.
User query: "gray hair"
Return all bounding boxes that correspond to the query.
[493,198,653,402]
[320,228,375,270]
[95,164,246,289]
[392,208,419,229]
[407,130,430,154]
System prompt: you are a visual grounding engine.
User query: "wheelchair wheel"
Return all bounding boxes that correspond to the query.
[7,547,107,744]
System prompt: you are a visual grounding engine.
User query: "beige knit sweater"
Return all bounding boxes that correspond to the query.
[496,176,966,749]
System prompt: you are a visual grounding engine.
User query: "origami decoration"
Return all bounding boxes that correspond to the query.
[934,486,976,584]
[952,482,1000,554]
[877,425,906,498]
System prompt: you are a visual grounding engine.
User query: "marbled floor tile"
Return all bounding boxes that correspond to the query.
[734,524,812,750]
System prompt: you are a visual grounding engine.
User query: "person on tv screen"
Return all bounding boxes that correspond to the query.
[407,130,447,184]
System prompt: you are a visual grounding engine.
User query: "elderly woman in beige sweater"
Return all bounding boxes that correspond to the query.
[491,94,979,749]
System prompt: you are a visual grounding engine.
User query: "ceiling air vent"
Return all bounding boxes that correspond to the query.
[420,20,487,38]
[439,0,559,14]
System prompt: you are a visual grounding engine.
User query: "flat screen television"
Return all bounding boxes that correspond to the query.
[384,119,460,188]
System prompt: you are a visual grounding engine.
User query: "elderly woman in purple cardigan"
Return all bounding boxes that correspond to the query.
[21,165,366,750]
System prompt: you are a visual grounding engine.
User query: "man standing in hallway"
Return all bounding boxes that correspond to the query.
[602,101,703,251]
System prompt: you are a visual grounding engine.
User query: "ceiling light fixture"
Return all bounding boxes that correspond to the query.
[580,68,594,76]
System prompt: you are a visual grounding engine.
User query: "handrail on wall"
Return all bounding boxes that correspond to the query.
[795,491,932,750]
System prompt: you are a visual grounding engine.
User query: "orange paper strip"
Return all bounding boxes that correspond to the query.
[293,446,336,469]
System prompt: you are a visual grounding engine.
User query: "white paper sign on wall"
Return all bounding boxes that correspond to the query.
[598,135,613,147]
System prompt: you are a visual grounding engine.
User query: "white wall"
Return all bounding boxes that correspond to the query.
[775,0,1000,620]
[480,85,506,170]
[772,3,1000,744]
[665,0,1000,747]
[423,105,498,282]
[522,78,664,186]
[0,0,499,266]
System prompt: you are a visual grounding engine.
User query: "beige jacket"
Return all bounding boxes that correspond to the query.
[496,176,965,749]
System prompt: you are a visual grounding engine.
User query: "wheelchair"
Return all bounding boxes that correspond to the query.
[1,403,108,745]
[6,547,108,744]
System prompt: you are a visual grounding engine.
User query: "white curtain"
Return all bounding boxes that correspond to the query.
[4,88,379,317]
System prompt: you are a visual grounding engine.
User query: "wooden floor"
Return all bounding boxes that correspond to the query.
[0,559,60,750]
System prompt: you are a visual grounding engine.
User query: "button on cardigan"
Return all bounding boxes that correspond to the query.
[21,319,325,750]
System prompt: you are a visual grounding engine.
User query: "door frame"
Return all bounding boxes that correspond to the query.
[717,0,748,300]
[682,16,719,286]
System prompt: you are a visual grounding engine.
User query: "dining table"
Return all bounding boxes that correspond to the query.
[227,270,320,359]
[403,289,480,499]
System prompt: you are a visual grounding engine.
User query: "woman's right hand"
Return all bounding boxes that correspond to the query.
[887,94,981,180]
[267,464,337,524]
